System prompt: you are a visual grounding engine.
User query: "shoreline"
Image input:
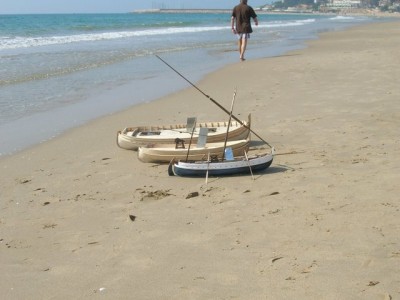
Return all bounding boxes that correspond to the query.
[1,21,400,299]
[0,13,385,157]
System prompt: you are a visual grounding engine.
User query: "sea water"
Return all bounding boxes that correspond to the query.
[0,12,377,156]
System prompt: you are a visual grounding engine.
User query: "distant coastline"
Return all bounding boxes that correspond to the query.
[131,8,316,14]
[131,7,400,17]
[132,9,232,14]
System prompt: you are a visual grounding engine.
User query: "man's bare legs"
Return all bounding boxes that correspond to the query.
[238,37,248,61]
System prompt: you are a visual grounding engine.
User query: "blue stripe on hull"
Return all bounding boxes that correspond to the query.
[172,159,272,177]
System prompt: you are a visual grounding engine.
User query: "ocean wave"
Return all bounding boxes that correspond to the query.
[329,16,355,20]
[0,19,316,50]
[0,26,228,50]
[261,18,316,28]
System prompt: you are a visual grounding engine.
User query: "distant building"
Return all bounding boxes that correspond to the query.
[327,0,362,8]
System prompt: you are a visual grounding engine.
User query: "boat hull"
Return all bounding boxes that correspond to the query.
[169,151,274,177]
[117,115,251,150]
[138,139,250,163]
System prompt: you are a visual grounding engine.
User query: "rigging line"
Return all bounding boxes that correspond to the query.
[155,55,272,148]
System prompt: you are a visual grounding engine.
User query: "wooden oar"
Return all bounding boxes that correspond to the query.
[205,152,210,184]
[244,151,255,180]
[185,120,197,162]
[222,88,237,161]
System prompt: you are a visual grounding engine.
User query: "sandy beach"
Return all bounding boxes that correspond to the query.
[1,20,399,299]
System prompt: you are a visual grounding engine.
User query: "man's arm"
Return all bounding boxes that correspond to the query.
[231,16,236,33]
[253,17,258,26]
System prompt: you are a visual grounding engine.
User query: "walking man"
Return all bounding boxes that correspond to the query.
[231,0,258,61]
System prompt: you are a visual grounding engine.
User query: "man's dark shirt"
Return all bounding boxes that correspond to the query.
[232,3,257,34]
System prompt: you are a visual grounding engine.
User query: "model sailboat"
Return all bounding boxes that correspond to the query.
[167,89,274,178]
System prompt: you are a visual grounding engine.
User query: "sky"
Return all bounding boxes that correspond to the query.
[0,0,270,14]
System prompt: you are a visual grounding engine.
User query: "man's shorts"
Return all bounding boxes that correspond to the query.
[237,33,250,40]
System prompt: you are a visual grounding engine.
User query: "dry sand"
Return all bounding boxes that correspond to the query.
[1,21,399,299]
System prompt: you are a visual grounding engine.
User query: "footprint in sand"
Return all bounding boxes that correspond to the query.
[138,189,173,201]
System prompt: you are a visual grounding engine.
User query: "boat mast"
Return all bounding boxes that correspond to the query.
[222,89,236,161]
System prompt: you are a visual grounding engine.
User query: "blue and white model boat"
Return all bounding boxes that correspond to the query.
[168,148,274,177]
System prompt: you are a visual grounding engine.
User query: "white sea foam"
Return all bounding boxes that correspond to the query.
[330,16,355,20]
[260,18,316,28]
[0,19,316,50]
[0,26,227,50]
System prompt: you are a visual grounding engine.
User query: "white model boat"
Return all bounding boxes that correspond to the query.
[137,139,250,163]
[168,148,274,177]
[117,114,251,150]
